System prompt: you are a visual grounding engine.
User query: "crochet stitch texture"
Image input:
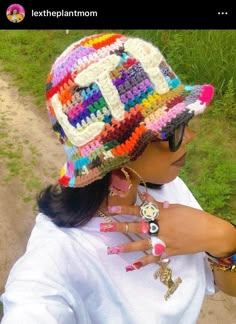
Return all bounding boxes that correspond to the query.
[46,33,214,187]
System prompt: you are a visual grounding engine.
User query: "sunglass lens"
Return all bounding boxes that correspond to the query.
[169,124,185,152]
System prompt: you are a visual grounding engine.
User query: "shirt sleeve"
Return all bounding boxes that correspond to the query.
[1,239,78,324]
[1,301,76,324]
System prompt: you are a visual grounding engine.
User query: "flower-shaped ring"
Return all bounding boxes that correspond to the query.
[140,202,159,222]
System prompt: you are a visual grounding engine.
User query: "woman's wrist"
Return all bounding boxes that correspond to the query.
[206,218,236,258]
[206,221,236,273]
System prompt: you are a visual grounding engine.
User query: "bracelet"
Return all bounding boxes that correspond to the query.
[208,259,236,272]
[206,251,236,266]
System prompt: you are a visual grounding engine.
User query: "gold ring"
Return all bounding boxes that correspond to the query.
[148,238,152,249]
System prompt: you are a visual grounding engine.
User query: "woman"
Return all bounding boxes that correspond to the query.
[1,33,236,323]
[7,8,24,23]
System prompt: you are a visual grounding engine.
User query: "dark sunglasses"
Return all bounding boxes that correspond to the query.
[160,123,186,152]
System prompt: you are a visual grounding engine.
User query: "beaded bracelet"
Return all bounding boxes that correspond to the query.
[207,253,236,272]
[207,222,236,272]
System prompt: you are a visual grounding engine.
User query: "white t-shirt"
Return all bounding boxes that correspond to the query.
[1,177,215,324]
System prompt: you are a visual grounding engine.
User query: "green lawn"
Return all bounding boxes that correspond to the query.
[0,301,3,320]
[0,30,235,223]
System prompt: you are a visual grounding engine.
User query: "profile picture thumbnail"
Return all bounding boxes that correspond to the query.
[6,3,25,23]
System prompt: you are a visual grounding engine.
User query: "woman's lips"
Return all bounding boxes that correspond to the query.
[172,153,187,167]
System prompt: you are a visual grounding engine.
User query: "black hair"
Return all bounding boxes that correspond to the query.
[10,9,19,14]
[37,172,163,228]
[37,173,110,227]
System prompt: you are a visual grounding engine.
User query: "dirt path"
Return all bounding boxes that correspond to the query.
[0,71,63,296]
[0,71,235,322]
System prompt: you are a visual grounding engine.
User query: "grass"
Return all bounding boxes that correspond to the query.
[0,110,44,204]
[0,30,235,223]
[180,116,236,223]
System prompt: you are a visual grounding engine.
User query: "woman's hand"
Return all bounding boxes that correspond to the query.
[101,193,236,268]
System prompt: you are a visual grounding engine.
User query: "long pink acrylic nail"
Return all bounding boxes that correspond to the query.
[160,252,170,262]
[125,262,143,272]
[141,220,149,234]
[100,223,116,232]
[163,201,169,208]
[107,246,124,255]
[108,206,122,213]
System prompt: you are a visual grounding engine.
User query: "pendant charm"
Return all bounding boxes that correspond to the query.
[153,259,182,300]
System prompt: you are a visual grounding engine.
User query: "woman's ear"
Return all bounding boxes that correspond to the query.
[109,168,132,197]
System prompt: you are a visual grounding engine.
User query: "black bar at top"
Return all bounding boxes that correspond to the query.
[1,2,235,29]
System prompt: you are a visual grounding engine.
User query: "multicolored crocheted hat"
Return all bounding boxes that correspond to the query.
[46,33,214,187]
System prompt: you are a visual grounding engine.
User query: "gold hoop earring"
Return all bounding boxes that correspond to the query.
[109,168,132,197]
[125,166,148,201]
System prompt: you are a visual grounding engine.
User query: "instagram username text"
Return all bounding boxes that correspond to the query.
[32,9,98,18]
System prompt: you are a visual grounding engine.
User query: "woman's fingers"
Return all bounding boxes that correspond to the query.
[107,238,152,254]
[106,238,162,271]
[125,254,160,271]
[102,194,175,270]
[100,220,142,233]
[108,205,141,217]
[100,220,153,236]
[107,193,166,217]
